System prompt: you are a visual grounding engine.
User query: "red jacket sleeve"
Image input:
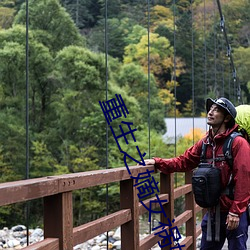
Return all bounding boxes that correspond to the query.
[229,136,250,215]
[154,140,203,174]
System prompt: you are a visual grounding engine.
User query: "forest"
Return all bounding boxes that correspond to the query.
[0,0,249,227]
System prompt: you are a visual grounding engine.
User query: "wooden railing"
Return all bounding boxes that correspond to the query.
[0,165,203,250]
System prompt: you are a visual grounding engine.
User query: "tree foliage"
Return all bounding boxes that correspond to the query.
[14,0,84,52]
[0,0,249,227]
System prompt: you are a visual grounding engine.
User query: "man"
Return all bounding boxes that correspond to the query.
[143,97,250,250]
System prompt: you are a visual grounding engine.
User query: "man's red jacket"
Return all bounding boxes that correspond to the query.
[154,124,250,216]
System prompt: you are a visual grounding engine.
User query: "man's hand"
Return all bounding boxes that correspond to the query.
[137,159,155,166]
[226,213,240,230]
[143,159,155,165]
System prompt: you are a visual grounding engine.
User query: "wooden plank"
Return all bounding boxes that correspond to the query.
[185,171,196,250]
[174,210,192,227]
[139,210,192,250]
[44,192,73,250]
[196,226,202,238]
[0,165,155,206]
[180,236,193,249]
[57,165,155,192]
[22,238,59,250]
[0,177,59,206]
[174,184,192,199]
[73,209,131,245]
[120,178,140,250]
[138,194,169,216]
[139,230,160,250]
[195,204,203,213]
[160,173,175,250]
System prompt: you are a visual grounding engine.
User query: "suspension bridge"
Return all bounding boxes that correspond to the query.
[1,164,249,249]
[0,165,204,250]
[0,0,249,249]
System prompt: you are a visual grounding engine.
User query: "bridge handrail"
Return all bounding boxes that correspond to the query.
[0,165,203,250]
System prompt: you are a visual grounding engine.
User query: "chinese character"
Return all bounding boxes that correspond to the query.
[99,94,129,125]
[153,220,185,249]
[121,146,146,175]
[132,169,159,199]
[140,194,168,222]
[110,121,137,150]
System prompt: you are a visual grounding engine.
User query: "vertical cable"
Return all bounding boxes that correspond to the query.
[216,0,241,103]
[147,0,151,160]
[204,0,207,97]
[173,0,176,157]
[220,38,225,96]
[173,0,177,193]
[191,0,195,145]
[222,61,225,96]
[147,0,152,235]
[76,0,79,27]
[25,0,30,245]
[228,64,231,100]
[104,0,109,247]
[213,0,217,95]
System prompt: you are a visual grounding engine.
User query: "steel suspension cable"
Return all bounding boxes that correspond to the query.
[147,0,151,163]
[204,0,207,97]
[216,0,242,104]
[173,0,177,157]
[25,0,30,245]
[213,0,217,94]
[104,0,109,247]
[218,33,225,96]
[172,0,178,192]
[191,0,195,144]
[147,0,152,235]
[76,0,79,27]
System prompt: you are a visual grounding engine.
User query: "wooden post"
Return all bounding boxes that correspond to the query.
[160,173,174,250]
[120,178,139,250]
[44,192,73,250]
[185,171,196,250]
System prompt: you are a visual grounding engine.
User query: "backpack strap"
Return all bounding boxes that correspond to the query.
[223,131,242,169]
[200,142,208,163]
[223,132,242,200]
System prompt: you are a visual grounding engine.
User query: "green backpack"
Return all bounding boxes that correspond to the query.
[235,105,250,142]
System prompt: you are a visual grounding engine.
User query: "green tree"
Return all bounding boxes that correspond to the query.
[115,63,166,132]
[0,24,56,132]
[14,0,84,52]
[124,32,185,88]
[61,0,101,29]
[50,46,141,167]
[86,17,139,60]
[234,46,250,102]
[30,141,57,177]
[0,6,15,29]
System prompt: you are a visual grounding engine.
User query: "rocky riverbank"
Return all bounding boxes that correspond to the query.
[0,225,198,249]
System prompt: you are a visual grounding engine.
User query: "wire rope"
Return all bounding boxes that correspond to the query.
[172,0,178,194]
[218,31,225,96]
[147,0,151,161]
[173,0,177,159]
[76,0,79,27]
[191,0,195,145]
[213,0,217,94]
[203,0,207,98]
[215,0,242,104]
[147,0,153,236]
[104,0,109,247]
[25,0,30,245]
